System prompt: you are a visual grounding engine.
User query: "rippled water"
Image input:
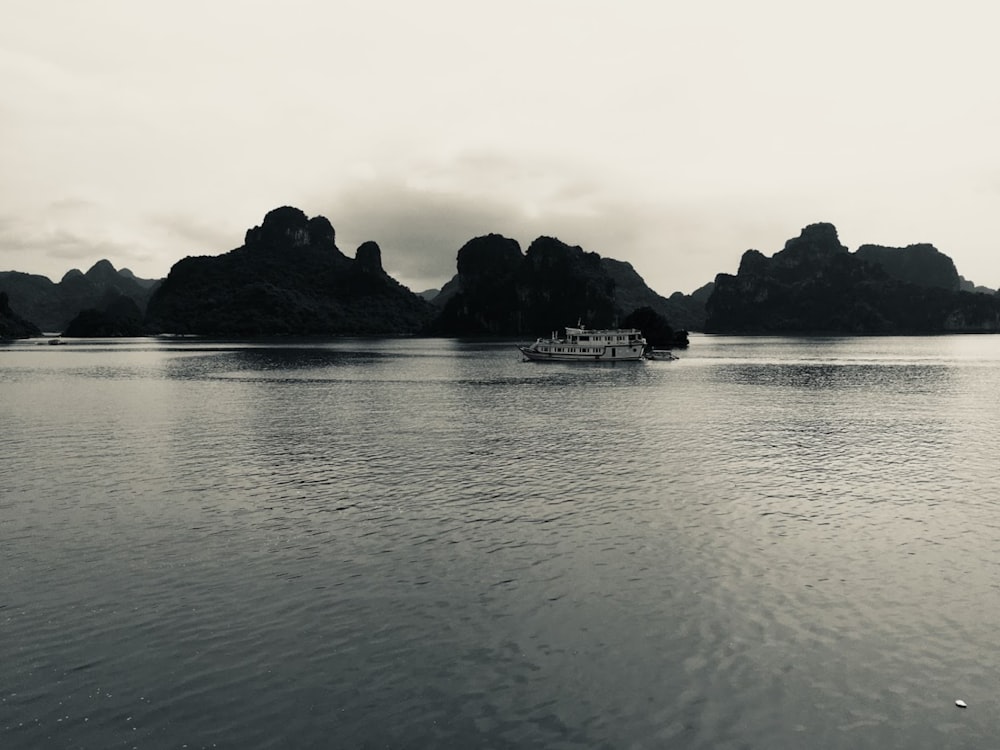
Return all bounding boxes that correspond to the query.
[3,334,1000,749]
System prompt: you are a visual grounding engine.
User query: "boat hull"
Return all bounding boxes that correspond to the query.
[517,345,645,362]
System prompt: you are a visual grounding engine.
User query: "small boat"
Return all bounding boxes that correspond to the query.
[646,349,678,361]
[518,324,647,362]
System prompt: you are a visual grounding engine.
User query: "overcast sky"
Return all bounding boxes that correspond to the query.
[2,0,999,295]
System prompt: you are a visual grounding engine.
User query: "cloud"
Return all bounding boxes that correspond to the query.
[323,188,656,294]
[0,217,132,278]
[0,209,168,279]
[325,181,514,292]
[149,213,245,256]
[314,147,781,295]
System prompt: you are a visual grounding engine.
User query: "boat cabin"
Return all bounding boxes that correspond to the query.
[563,326,644,345]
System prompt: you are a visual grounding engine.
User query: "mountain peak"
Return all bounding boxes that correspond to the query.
[243,206,337,251]
[85,259,119,281]
[778,222,848,259]
[355,241,383,273]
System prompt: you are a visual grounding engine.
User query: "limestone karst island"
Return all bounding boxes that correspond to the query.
[3,208,1000,341]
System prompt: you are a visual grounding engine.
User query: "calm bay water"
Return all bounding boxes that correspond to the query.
[3,334,1000,749]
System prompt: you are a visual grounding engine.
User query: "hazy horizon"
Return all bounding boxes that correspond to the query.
[3,0,999,295]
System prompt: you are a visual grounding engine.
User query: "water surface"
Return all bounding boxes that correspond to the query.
[3,334,1000,749]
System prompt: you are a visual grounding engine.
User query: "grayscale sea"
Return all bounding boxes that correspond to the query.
[3,334,1000,749]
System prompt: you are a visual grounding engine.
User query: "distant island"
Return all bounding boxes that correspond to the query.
[3,207,999,341]
[0,291,41,339]
[707,223,1000,333]
[0,260,160,334]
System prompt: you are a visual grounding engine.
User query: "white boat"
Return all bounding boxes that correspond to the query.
[518,325,647,362]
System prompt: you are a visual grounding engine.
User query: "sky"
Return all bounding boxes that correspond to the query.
[2,0,999,296]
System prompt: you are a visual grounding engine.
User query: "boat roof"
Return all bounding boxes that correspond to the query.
[565,326,643,335]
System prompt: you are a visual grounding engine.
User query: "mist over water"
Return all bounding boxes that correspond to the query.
[3,334,1000,749]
